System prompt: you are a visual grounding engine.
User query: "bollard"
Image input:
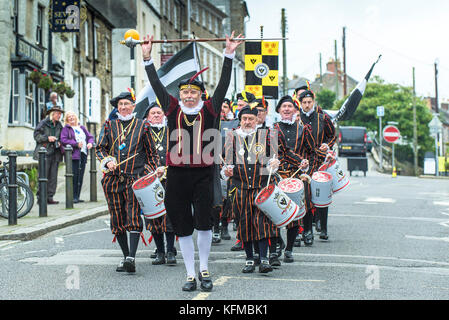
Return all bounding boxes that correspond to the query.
[38,147,48,217]
[88,122,98,202]
[65,145,74,209]
[90,143,97,202]
[7,151,18,225]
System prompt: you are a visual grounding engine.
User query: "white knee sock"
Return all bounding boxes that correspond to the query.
[197,230,212,272]
[178,235,195,278]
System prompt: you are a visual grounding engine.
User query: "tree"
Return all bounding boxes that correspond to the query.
[315,88,336,110]
[332,76,434,167]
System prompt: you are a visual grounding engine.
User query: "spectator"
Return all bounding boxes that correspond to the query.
[33,107,64,204]
[60,111,94,203]
[46,92,63,111]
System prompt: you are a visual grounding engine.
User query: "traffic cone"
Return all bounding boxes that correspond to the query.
[392,166,397,178]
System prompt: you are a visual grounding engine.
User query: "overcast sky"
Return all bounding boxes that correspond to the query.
[245,0,449,101]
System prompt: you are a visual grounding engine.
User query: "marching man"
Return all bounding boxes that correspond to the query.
[96,91,165,273]
[141,31,244,292]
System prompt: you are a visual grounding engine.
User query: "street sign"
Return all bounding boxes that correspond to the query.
[377,106,384,117]
[428,114,442,136]
[383,125,400,143]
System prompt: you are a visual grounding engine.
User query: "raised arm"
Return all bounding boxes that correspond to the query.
[141,35,176,114]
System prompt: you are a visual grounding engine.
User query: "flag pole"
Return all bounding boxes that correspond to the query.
[120,37,288,48]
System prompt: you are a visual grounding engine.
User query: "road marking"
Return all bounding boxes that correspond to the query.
[405,235,449,243]
[364,197,396,203]
[0,240,21,250]
[191,275,325,300]
[332,213,446,223]
[434,201,449,206]
[63,228,110,238]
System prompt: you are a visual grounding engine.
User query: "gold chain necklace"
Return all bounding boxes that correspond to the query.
[183,114,199,127]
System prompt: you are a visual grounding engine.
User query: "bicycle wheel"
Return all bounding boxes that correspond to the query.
[0,182,34,219]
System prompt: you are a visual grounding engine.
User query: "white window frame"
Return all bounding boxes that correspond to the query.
[12,0,19,33]
[93,23,99,60]
[24,71,35,126]
[105,35,110,69]
[36,5,44,45]
[9,68,20,124]
[84,21,89,57]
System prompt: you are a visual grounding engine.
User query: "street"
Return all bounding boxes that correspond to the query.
[1,156,449,300]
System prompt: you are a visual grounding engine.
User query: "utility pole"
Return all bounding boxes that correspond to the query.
[342,26,347,96]
[434,59,441,157]
[334,40,339,99]
[412,67,418,176]
[281,8,287,96]
[319,53,323,86]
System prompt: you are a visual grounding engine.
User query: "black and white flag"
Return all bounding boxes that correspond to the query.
[333,55,382,122]
[135,42,200,118]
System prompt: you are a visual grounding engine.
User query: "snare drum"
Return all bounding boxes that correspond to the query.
[132,173,166,219]
[310,171,333,208]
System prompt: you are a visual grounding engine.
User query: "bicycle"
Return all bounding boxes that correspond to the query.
[0,147,34,219]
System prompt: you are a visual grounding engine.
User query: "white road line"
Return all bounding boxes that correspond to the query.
[63,228,110,238]
[405,235,449,243]
[434,201,449,206]
[332,213,446,223]
[364,197,396,203]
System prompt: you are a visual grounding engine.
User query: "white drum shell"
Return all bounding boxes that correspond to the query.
[132,174,166,219]
[311,171,333,208]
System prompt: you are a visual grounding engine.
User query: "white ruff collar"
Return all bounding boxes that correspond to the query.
[236,127,257,138]
[301,107,314,117]
[180,100,204,115]
[117,112,136,121]
[279,113,297,125]
[150,118,167,129]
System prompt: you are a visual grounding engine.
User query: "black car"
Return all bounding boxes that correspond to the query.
[338,126,367,157]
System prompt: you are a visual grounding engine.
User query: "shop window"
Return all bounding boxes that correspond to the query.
[9,69,20,124]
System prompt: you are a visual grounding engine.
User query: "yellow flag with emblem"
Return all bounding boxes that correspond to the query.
[244,41,279,99]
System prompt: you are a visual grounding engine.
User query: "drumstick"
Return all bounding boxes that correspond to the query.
[290,167,302,179]
[104,153,139,174]
[266,155,276,188]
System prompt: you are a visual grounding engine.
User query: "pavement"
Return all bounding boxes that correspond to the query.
[1,152,447,242]
[0,158,109,241]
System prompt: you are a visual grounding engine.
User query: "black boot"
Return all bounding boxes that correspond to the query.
[198,271,213,292]
[123,256,136,273]
[116,258,126,272]
[283,250,294,263]
[221,225,231,240]
[259,259,273,273]
[152,252,166,265]
[303,230,314,246]
[182,276,197,292]
[269,252,281,267]
[242,259,256,273]
[166,251,177,265]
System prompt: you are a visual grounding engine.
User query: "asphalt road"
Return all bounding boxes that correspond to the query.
[1,154,449,301]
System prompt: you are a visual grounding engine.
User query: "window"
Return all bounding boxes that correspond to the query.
[24,72,35,126]
[37,88,45,124]
[9,69,20,124]
[174,5,178,30]
[93,23,99,60]
[84,21,89,57]
[194,3,199,23]
[36,5,44,45]
[12,0,18,33]
[208,13,212,32]
[202,9,206,28]
[215,17,219,35]
[73,32,79,49]
[105,36,110,69]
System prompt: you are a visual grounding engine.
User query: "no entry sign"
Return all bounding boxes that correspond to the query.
[383,125,400,143]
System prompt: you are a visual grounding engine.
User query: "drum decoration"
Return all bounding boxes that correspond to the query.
[132,172,166,219]
[255,184,300,228]
[311,171,333,208]
[319,156,349,194]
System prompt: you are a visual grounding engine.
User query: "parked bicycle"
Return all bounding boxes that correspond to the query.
[0,147,34,219]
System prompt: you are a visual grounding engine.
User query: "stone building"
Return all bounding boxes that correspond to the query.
[0,0,76,152]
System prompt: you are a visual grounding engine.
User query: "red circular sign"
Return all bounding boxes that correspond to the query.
[383,125,400,143]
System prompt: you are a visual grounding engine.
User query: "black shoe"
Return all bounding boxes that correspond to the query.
[269,253,281,267]
[293,234,302,247]
[166,251,177,265]
[253,254,261,266]
[73,199,79,203]
[77,199,85,203]
[212,233,221,244]
[303,230,314,246]
[316,219,322,233]
[259,259,273,273]
[230,241,244,251]
[123,256,136,273]
[182,277,197,292]
[116,258,126,272]
[150,248,158,259]
[283,250,294,263]
[198,271,213,292]
[319,230,329,241]
[221,228,231,240]
[152,252,166,265]
[242,260,255,273]
[47,199,59,205]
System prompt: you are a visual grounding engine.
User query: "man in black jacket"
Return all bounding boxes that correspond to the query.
[141,31,243,292]
[33,107,64,204]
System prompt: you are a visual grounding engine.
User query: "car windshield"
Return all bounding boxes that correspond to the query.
[340,128,365,143]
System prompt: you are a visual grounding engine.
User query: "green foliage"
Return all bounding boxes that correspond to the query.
[333,76,434,166]
[24,167,38,193]
[315,88,336,110]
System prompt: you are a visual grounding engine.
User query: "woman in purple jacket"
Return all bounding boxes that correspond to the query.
[60,111,95,203]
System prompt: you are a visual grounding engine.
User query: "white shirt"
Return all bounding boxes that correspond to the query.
[72,126,87,155]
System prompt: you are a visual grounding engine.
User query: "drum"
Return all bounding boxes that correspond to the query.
[311,171,333,208]
[132,173,166,219]
[255,184,300,228]
[278,178,306,221]
[319,157,349,194]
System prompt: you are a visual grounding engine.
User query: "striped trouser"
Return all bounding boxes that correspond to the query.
[102,174,143,235]
[233,188,279,242]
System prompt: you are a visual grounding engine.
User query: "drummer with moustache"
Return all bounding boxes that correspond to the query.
[143,101,177,266]
[96,91,165,273]
[298,90,336,244]
[222,104,307,273]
